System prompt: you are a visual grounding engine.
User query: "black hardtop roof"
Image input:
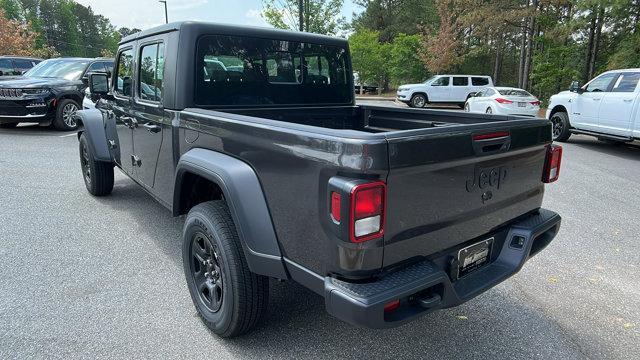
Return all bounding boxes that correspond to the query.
[120,21,348,47]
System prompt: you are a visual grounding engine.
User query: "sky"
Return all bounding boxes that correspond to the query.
[74,0,362,31]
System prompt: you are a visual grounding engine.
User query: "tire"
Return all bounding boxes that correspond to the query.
[464,102,470,112]
[550,111,571,142]
[0,122,18,128]
[183,201,269,338]
[53,98,80,131]
[486,107,493,114]
[79,133,114,196]
[410,93,427,108]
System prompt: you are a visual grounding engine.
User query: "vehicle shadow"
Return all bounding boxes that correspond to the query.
[91,177,596,359]
[567,135,640,161]
[0,122,77,136]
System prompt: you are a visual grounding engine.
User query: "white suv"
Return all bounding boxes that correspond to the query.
[397,75,493,108]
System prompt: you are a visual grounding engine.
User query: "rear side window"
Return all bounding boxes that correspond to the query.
[115,49,134,97]
[195,35,350,107]
[431,77,449,86]
[138,43,165,102]
[86,61,106,74]
[453,77,468,86]
[484,88,496,96]
[471,77,489,86]
[611,72,640,93]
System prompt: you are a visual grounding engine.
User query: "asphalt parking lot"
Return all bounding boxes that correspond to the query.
[1,107,638,359]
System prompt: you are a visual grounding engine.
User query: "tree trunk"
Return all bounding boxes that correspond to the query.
[522,0,537,90]
[493,38,502,85]
[588,7,604,80]
[518,24,527,88]
[584,10,596,83]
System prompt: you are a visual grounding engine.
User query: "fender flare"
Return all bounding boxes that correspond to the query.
[76,109,112,162]
[174,148,288,279]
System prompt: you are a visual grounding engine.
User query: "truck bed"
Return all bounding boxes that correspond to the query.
[179,105,552,277]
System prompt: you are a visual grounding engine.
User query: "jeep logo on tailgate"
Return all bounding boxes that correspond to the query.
[466,167,508,202]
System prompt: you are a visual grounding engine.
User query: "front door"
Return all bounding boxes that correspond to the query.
[132,41,166,188]
[598,72,640,137]
[111,47,136,175]
[572,72,617,131]
[429,76,451,102]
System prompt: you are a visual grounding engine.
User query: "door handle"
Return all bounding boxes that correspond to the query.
[592,98,601,101]
[121,116,137,128]
[143,123,161,133]
[623,99,633,103]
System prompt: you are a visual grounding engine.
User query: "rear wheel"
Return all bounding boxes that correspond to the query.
[79,133,114,196]
[550,111,571,142]
[0,122,18,128]
[410,94,427,108]
[183,201,269,338]
[53,99,80,131]
[464,102,470,112]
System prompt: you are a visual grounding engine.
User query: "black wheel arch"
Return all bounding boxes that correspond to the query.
[174,148,288,279]
[75,109,112,162]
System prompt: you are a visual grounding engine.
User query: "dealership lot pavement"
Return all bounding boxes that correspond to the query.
[1,111,638,359]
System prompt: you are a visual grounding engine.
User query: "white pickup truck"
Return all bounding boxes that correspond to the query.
[547,69,640,142]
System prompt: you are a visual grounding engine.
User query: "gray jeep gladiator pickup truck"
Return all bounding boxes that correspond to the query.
[77,22,563,338]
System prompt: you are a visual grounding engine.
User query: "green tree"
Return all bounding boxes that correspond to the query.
[349,29,389,93]
[262,0,346,35]
[388,33,428,86]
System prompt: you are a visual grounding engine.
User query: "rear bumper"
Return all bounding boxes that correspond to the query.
[322,208,561,329]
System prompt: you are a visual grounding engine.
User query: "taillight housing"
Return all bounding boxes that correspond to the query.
[495,98,513,104]
[542,144,562,183]
[531,100,541,106]
[350,181,386,243]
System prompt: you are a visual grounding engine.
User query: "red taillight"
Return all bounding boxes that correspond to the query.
[330,192,341,222]
[472,131,510,141]
[531,100,541,106]
[542,144,562,183]
[384,299,400,313]
[495,98,513,104]
[350,181,386,243]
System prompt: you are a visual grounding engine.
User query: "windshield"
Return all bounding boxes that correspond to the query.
[497,88,532,97]
[24,59,89,81]
[423,76,438,84]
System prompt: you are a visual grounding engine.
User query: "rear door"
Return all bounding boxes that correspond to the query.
[382,119,552,266]
[451,76,470,102]
[132,38,166,188]
[597,72,640,137]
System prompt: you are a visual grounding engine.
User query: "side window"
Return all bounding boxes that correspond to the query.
[115,49,134,97]
[475,89,485,97]
[101,61,114,76]
[584,73,617,93]
[431,76,450,86]
[485,88,496,97]
[138,43,164,102]
[0,59,14,75]
[611,72,640,93]
[471,77,489,86]
[86,61,106,75]
[453,77,468,86]
[13,59,35,72]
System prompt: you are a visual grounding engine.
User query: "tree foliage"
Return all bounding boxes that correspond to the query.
[0,0,121,58]
[262,0,346,35]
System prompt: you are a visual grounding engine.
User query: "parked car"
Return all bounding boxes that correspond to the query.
[465,87,541,116]
[397,75,493,108]
[547,69,640,142]
[353,72,378,94]
[0,56,42,80]
[78,21,562,338]
[0,57,113,130]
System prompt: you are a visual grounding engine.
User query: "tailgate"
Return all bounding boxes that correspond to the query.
[382,119,552,267]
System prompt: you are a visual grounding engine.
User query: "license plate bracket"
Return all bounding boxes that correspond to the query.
[518,102,526,107]
[457,237,493,277]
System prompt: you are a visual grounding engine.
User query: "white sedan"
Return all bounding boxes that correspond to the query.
[465,87,541,117]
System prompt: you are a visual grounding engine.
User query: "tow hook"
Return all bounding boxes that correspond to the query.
[418,294,442,309]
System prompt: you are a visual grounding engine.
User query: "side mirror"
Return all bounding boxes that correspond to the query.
[89,73,109,95]
[468,92,477,98]
[569,81,583,93]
